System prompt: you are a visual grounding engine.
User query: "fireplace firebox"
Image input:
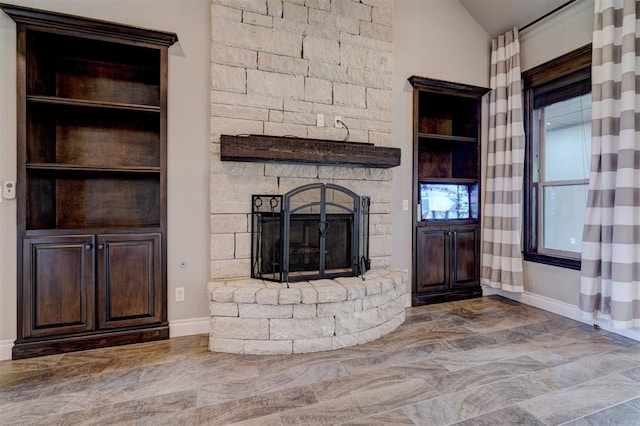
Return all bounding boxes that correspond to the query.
[251,183,370,283]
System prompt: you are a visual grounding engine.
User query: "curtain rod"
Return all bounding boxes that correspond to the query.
[520,0,578,32]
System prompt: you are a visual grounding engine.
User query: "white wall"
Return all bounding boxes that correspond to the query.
[392,0,491,294]
[0,0,211,357]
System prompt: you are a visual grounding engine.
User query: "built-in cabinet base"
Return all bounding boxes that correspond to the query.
[12,325,169,360]
[412,286,482,306]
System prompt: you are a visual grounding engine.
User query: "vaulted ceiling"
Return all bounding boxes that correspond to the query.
[458,0,571,37]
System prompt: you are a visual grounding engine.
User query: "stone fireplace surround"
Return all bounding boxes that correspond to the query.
[209,0,399,354]
[208,268,406,355]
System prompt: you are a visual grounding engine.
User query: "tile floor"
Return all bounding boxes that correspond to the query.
[1,296,639,425]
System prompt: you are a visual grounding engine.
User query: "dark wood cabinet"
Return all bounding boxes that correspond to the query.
[2,4,177,359]
[409,76,488,306]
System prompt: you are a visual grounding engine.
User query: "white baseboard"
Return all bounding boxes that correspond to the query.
[169,317,209,337]
[484,286,640,342]
[0,339,14,361]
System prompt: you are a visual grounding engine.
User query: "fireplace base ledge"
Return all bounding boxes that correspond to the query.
[207,268,407,355]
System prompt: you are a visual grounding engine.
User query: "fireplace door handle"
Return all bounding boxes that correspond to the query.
[318,220,330,237]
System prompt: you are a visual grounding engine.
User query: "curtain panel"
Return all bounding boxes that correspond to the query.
[580,0,640,328]
[481,28,526,292]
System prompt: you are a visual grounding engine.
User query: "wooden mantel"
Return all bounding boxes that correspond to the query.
[220,134,401,168]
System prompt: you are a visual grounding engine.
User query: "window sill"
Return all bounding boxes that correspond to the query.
[523,252,581,270]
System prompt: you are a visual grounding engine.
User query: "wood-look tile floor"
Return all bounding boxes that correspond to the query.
[1,295,639,425]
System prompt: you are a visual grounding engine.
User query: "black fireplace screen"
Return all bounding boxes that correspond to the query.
[251,183,370,283]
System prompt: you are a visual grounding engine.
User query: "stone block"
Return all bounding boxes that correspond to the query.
[209,285,237,302]
[269,109,284,122]
[378,296,405,323]
[332,332,359,349]
[258,52,308,76]
[279,288,302,304]
[210,214,248,234]
[284,111,317,126]
[371,6,392,26]
[211,3,242,21]
[247,69,305,99]
[361,0,393,9]
[354,298,363,312]
[363,278,382,296]
[210,174,278,210]
[233,286,263,303]
[211,90,283,110]
[357,323,382,344]
[283,99,314,113]
[244,339,293,355]
[307,126,365,141]
[299,286,318,304]
[209,337,244,354]
[212,45,257,68]
[363,290,396,311]
[210,117,263,143]
[256,288,280,305]
[214,0,267,14]
[270,317,335,339]
[308,8,359,34]
[335,308,380,335]
[211,63,246,94]
[315,284,348,303]
[368,131,392,147]
[243,11,273,27]
[267,0,283,17]
[211,317,269,339]
[211,103,269,121]
[293,304,317,318]
[334,83,366,108]
[235,233,251,258]
[210,233,235,260]
[213,19,302,58]
[265,163,318,178]
[346,68,391,90]
[209,301,239,317]
[273,19,337,40]
[210,259,250,280]
[239,303,293,318]
[335,279,366,299]
[366,88,392,110]
[305,77,332,104]
[317,300,354,317]
[332,0,372,21]
[263,122,308,138]
[283,1,308,22]
[379,276,394,292]
[360,21,393,42]
[294,337,332,353]
[308,62,348,83]
[303,37,340,64]
[340,32,392,52]
[305,0,330,11]
[370,234,392,257]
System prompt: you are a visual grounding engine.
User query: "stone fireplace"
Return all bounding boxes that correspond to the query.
[208,0,404,354]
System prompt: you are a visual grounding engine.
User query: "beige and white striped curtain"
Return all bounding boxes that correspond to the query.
[481,28,526,293]
[580,0,640,328]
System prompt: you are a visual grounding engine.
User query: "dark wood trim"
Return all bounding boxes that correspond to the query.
[12,325,169,359]
[523,44,591,89]
[523,252,581,270]
[408,76,490,98]
[220,134,401,168]
[412,286,482,306]
[0,3,178,46]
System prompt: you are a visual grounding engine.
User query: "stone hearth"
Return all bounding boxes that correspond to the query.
[208,268,406,355]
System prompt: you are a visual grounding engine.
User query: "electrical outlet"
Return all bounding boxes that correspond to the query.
[334,116,342,127]
[175,287,185,302]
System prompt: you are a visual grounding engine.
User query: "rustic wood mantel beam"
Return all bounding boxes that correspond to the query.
[220,134,401,169]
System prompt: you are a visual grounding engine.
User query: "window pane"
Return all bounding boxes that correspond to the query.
[542,184,588,253]
[539,93,591,181]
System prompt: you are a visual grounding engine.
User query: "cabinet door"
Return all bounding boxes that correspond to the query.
[97,233,162,329]
[22,235,95,338]
[415,226,449,293]
[450,225,479,288]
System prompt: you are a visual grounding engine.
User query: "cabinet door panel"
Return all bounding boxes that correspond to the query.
[22,235,95,337]
[451,225,479,287]
[416,227,449,293]
[97,233,162,329]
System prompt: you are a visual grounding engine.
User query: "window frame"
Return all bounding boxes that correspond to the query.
[522,44,592,270]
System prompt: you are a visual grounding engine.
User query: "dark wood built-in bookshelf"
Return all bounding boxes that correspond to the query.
[409,76,489,306]
[1,3,177,359]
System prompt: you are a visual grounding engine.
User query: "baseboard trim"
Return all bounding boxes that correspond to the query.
[484,286,640,342]
[0,339,14,361]
[169,317,209,337]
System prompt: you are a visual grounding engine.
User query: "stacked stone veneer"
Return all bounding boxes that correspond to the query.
[209,0,395,281]
[208,268,406,354]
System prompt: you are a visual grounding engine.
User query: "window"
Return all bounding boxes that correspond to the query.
[523,45,591,270]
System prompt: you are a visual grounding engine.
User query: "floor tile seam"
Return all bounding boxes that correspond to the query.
[554,397,640,426]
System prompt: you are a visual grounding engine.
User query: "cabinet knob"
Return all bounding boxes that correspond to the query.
[85,244,93,250]
[98,244,105,250]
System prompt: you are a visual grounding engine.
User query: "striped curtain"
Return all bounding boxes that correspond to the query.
[481,28,526,293]
[580,0,640,329]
